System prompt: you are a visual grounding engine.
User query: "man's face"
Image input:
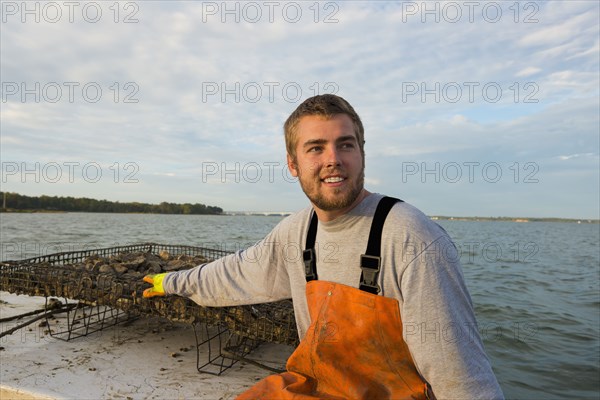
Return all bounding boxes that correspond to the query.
[287,114,365,218]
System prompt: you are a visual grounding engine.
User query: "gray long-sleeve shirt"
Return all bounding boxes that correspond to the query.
[163,193,504,399]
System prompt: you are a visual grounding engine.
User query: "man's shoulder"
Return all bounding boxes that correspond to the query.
[389,198,430,224]
[368,194,429,223]
[270,204,313,236]
[352,193,436,229]
[284,204,313,223]
[384,197,450,242]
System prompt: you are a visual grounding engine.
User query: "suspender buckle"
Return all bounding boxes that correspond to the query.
[359,254,381,294]
[303,249,317,281]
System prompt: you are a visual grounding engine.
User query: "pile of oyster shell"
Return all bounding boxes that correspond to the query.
[79,250,208,278]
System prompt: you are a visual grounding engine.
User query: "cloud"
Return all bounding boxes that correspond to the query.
[1,1,598,218]
[516,67,542,78]
[558,153,597,161]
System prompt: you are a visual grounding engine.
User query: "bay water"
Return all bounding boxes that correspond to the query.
[1,212,598,399]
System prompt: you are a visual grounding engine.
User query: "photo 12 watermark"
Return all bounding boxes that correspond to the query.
[455,241,539,264]
[1,162,140,184]
[0,241,130,261]
[401,162,540,184]
[192,238,539,266]
[401,81,539,104]
[402,320,538,344]
[400,1,540,24]
[1,1,140,24]
[1,82,140,104]
[395,238,539,265]
[306,319,538,345]
[201,161,296,184]
[201,81,339,103]
[199,1,340,24]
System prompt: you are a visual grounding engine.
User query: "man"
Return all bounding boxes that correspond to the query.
[144,94,504,399]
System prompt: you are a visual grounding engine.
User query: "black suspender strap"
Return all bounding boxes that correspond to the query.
[302,196,403,292]
[359,197,402,294]
[303,211,319,281]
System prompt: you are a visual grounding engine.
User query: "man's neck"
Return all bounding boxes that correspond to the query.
[314,189,371,222]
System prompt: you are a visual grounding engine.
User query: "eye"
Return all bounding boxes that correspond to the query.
[307,146,322,153]
[340,142,355,150]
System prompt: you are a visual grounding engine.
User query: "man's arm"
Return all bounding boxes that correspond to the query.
[161,225,292,307]
[401,234,504,400]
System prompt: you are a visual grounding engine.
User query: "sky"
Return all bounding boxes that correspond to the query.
[1,0,598,219]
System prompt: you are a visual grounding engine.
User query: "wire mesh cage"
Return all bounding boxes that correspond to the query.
[0,243,299,374]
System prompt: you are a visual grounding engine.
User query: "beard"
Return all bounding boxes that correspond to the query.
[297,166,365,212]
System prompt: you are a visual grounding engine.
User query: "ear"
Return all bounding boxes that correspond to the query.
[287,153,299,177]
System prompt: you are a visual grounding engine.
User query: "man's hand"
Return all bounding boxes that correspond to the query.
[143,273,168,298]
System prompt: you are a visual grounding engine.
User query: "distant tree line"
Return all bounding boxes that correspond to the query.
[0,192,223,215]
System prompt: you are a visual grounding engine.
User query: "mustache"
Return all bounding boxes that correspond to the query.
[296,163,346,176]
[319,168,346,177]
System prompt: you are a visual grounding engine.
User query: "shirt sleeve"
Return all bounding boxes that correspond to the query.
[400,233,505,400]
[161,222,292,307]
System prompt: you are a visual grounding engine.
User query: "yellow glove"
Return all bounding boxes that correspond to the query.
[143,273,168,298]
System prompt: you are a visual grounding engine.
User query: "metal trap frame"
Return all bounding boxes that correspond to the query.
[1,243,299,375]
[193,321,262,375]
[43,297,136,342]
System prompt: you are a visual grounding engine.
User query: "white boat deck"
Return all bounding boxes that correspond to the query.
[0,292,294,399]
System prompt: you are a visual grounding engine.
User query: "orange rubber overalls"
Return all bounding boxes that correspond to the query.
[238,197,433,400]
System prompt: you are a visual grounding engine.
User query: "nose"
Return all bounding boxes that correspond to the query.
[324,146,341,168]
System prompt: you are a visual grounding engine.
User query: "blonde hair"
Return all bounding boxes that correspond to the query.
[284,94,365,160]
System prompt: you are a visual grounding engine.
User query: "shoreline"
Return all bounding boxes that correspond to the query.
[0,209,223,216]
[429,216,599,223]
[1,209,597,223]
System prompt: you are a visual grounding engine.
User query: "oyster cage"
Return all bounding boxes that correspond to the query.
[0,243,298,375]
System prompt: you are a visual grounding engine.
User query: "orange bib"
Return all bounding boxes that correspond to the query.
[237,280,430,399]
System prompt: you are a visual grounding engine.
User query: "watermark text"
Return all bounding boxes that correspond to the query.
[201,81,339,103]
[1,82,140,103]
[1,162,140,184]
[199,1,339,24]
[401,162,540,184]
[1,1,140,23]
[400,1,540,24]
[202,161,296,184]
[401,81,539,104]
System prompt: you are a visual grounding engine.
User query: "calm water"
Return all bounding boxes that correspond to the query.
[1,213,599,400]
